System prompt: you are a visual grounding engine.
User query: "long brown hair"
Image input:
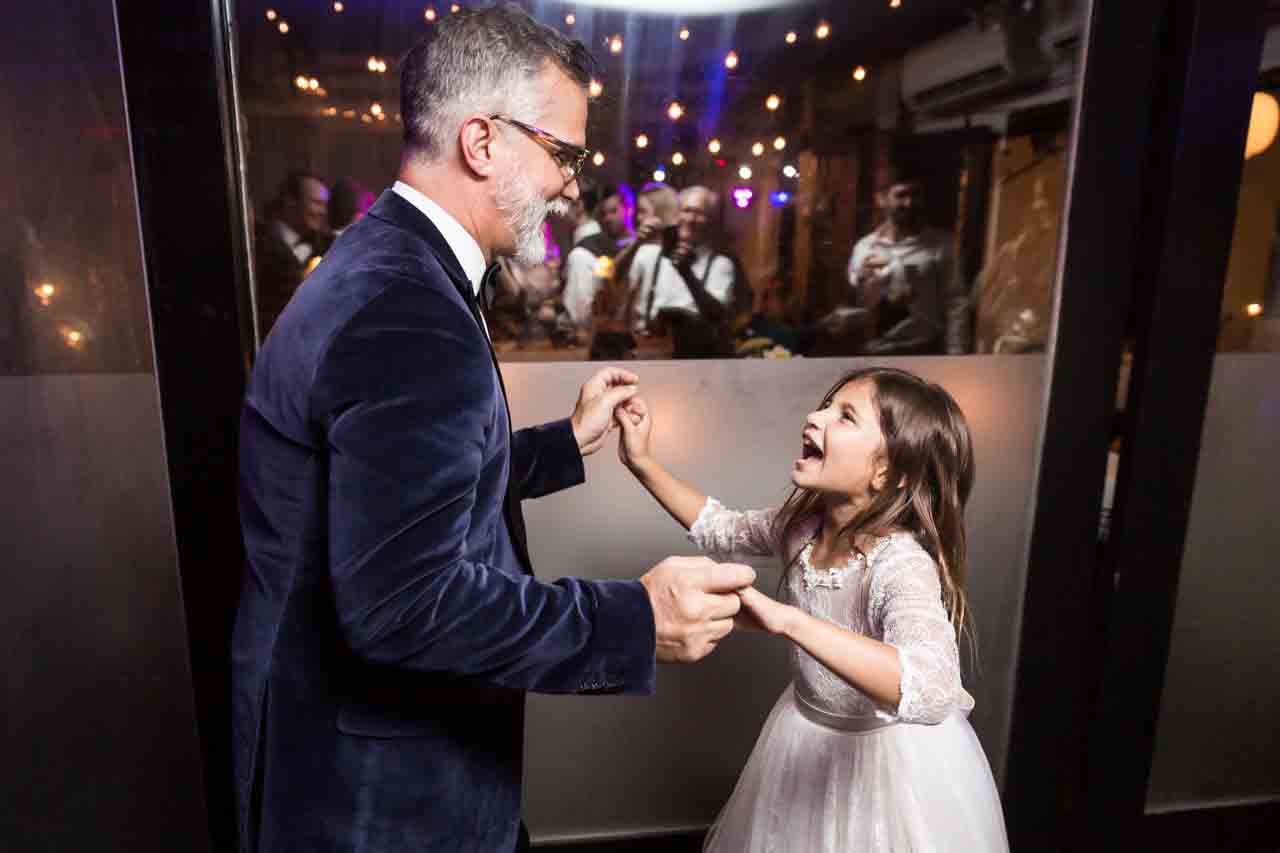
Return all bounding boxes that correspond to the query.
[773,367,976,641]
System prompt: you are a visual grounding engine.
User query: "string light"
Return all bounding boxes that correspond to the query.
[708,138,722,154]
[367,57,388,73]
[1247,303,1264,317]
[765,94,781,111]
[667,101,684,121]
[610,35,624,54]
[308,78,319,91]
[62,328,85,348]
[751,142,765,157]
[425,7,437,21]
[853,66,868,82]
[679,27,690,41]
[295,75,309,90]
[671,152,685,166]
[565,12,575,25]
[890,0,902,7]
[588,79,603,98]
[451,3,460,11]
[362,114,373,124]
[323,106,338,117]
[785,31,797,44]
[816,21,831,39]
[277,20,290,34]
[653,168,667,182]
[342,109,356,119]
[34,283,55,306]
[635,133,649,149]
[265,9,277,21]
[724,51,739,70]
[370,102,384,117]
[592,151,605,166]
[773,136,786,151]
[738,165,752,180]
[333,1,344,12]
[782,164,798,178]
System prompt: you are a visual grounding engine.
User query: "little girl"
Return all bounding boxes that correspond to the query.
[615,366,1008,852]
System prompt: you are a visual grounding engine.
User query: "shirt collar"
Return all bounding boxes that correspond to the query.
[392,180,487,297]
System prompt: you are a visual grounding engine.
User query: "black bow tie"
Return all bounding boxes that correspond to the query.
[479,263,501,311]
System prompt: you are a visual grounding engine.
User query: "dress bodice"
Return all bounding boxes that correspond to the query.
[689,498,974,726]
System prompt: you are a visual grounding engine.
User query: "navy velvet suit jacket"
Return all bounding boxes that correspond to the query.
[232,190,657,852]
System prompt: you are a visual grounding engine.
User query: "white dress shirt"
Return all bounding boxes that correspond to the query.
[272,220,312,264]
[626,243,735,329]
[392,180,489,337]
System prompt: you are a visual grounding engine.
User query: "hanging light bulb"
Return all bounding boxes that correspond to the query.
[782,164,798,178]
[295,75,309,90]
[1246,303,1264,317]
[610,35,624,54]
[708,138,722,154]
[752,142,765,157]
[654,168,667,182]
[765,94,781,111]
[425,7,437,21]
[370,102,384,117]
[738,165,753,180]
[671,152,685,166]
[368,56,380,72]
[667,101,684,121]
[853,66,868,82]
[592,151,605,167]
[890,0,902,7]
[785,31,797,45]
[266,9,277,21]
[277,20,290,34]
[333,1,344,12]
[724,51,739,70]
[565,12,576,25]
[450,3,460,11]
[635,133,649,149]
[679,27,690,41]
[816,20,831,40]
[773,136,786,151]
[588,79,603,98]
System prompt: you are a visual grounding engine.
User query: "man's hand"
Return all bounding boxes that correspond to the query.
[570,367,640,456]
[639,557,756,663]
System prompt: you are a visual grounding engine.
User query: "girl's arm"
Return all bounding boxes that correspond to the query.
[737,552,964,723]
[740,588,903,710]
[614,397,707,530]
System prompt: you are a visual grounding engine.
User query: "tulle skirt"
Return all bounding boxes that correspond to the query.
[703,684,1009,852]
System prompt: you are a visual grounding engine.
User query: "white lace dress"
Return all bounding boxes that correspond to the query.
[692,499,1009,852]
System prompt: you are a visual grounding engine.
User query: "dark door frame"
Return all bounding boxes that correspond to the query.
[1005,0,1278,850]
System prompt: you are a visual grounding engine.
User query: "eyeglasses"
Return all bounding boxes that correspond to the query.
[489,114,592,180]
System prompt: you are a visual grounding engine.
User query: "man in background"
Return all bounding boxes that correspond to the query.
[254,170,330,337]
[561,182,633,325]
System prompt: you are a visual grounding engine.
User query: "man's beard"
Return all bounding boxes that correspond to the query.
[495,164,568,266]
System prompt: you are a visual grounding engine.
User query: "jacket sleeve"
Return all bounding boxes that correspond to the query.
[509,419,585,501]
[311,277,656,695]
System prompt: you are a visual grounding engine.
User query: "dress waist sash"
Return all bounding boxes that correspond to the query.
[794,689,900,734]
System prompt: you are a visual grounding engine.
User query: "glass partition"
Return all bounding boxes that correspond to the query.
[233,0,1084,362]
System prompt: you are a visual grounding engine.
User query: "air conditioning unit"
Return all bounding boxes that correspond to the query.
[902,12,1052,117]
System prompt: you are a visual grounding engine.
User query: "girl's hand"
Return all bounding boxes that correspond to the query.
[615,396,654,471]
[734,586,797,636]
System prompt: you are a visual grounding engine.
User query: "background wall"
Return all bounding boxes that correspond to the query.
[505,355,1048,842]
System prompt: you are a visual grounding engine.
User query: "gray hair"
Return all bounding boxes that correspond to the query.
[680,185,720,214]
[400,3,595,162]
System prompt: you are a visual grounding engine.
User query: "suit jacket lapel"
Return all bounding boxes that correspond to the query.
[366,190,534,574]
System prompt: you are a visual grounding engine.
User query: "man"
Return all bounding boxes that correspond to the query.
[254,171,330,337]
[232,6,753,852]
[568,178,601,244]
[561,182,633,325]
[628,186,742,358]
[842,173,967,354]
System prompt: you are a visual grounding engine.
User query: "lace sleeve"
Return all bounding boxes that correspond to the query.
[686,498,780,561]
[871,552,964,725]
